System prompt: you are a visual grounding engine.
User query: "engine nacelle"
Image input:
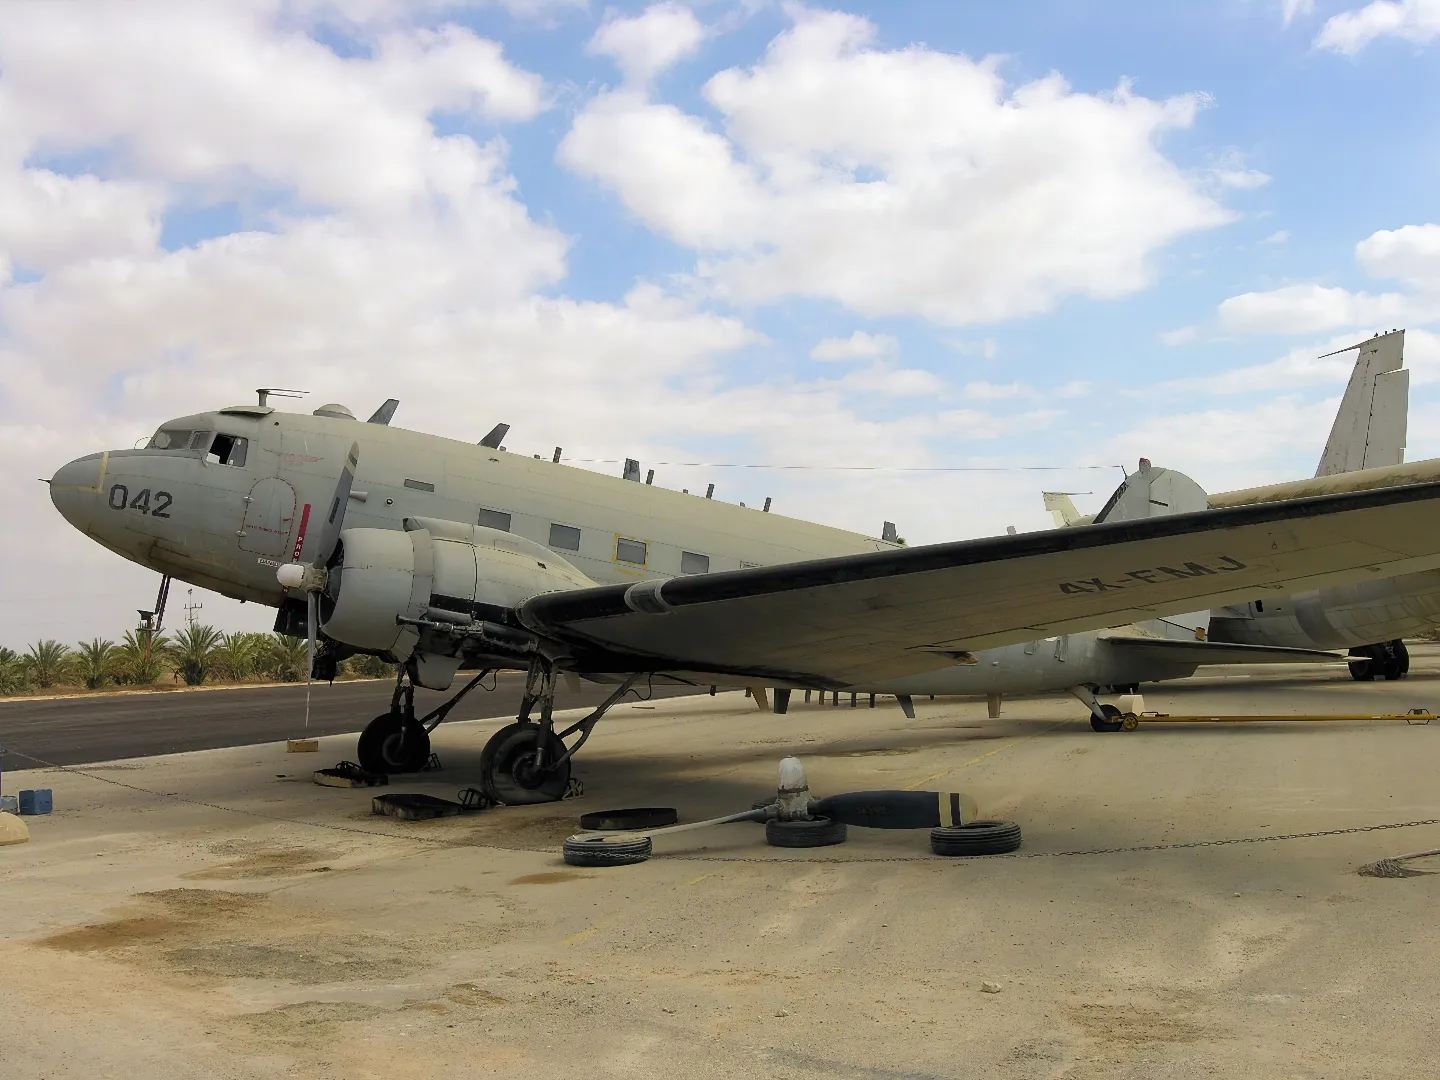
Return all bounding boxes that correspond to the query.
[319,517,595,685]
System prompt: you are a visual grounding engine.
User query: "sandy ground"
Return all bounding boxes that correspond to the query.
[5,659,1440,1079]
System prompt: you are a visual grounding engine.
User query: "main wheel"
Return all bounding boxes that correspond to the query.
[930,820,1022,856]
[1090,703,1124,732]
[356,713,431,774]
[481,722,571,805]
[764,816,847,848]
[1395,640,1411,677]
[1349,657,1375,682]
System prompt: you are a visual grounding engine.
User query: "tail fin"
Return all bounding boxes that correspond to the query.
[1315,329,1407,477]
[1042,492,1093,528]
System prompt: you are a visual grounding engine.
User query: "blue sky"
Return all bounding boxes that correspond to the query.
[2,0,1438,644]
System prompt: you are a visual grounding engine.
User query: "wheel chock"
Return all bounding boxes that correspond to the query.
[371,793,465,821]
[287,739,320,753]
[314,762,389,788]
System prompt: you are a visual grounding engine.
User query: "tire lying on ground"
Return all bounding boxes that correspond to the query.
[930,820,1022,856]
[563,835,653,867]
[765,816,847,848]
[579,807,678,832]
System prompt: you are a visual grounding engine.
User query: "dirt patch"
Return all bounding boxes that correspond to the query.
[443,982,508,1007]
[509,871,595,885]
[38,916,180,952]
[1069,1003,1218,1045]
[237,999,386,1038]
[165,935,417,984]
[841,747,919,758]
[36,889,265,952]
[185,844,330,880]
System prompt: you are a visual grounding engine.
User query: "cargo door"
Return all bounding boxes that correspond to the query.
[239,477,297,557]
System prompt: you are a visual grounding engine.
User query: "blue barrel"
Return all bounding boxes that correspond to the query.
[18,789,52,815]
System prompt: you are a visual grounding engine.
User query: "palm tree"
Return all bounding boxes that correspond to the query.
[74,638,118,690]
[213,630,264,682]
[262,633,309,682]
[167,624,224,686]
[0,647,29,695]
[24,640,73,689]
[116,629,169,685]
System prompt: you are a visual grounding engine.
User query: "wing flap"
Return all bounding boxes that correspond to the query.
[520,480,1440,686]
[1099,635,1344,666]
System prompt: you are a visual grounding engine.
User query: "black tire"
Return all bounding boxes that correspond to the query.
[930,820,1023,856]
[764,816,847,848]
[356,713,431,774]
[579,807,678,831]
[481,722,571,805]
[1349,658,1375,682]
[563,835,652,867]
[1090,703,1124,733]
[1396,640,1411,677]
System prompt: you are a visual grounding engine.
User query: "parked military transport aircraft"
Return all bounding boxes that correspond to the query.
[48,353,1440,800]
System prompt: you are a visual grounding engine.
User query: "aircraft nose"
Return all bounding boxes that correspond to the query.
[49,452,106,532]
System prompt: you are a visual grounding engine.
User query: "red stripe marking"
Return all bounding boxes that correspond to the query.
[291,503,312,563]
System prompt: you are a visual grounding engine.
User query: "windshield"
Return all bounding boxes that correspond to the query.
[147,427,209,451]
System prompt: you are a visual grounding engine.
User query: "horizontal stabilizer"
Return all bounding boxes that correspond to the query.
[1099,635,1342,666]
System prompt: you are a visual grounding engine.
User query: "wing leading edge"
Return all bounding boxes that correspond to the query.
[519,480,1440,687]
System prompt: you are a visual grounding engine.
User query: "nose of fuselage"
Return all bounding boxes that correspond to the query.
[49,452,106,533]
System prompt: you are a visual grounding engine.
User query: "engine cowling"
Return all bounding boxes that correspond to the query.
[319,517,595,683]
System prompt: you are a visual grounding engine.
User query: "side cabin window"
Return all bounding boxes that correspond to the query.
[478,508,511,532]
[681,551,709,575]
[549,523,581,552]
[616,538,647,566]
[206,433,248,467]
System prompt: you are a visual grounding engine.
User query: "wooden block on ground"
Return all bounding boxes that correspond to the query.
[287,739,320,753]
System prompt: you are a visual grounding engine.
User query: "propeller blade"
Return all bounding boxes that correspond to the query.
[312,441,359,569]
[810,790,977,830]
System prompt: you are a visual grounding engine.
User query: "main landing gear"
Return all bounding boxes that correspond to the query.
[355,659,640,807]
[1348,640,1409,682]
[1068,684,1127,732]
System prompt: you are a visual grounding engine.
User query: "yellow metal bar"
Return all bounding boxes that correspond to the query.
[1122,710,1434,729]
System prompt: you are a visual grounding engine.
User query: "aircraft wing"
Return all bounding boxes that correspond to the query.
[518,480,1440,688]
[1097,635,1343,666]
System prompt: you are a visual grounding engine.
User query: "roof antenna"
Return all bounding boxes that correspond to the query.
[479,423,510,449]
[256,388,306,407]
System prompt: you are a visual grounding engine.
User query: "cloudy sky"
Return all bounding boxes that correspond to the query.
[3,0,1439,648]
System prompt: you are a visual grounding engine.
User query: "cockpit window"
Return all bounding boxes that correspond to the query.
[147,428,195,450]
[206,433,248,467]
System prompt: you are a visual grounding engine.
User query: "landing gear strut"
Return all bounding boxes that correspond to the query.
[356,663,494,774]
[1348,640,1409,682]
[1069,684,1124,732]
[477,662,639,805]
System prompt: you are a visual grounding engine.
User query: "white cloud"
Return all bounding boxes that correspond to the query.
[809,329,898,361]
[559,5,1231,325]
[1217,283,1418,333]
[1356,223,1440,287]
[1159,325,1198,346]
[964,381,1026,400]
[1283,0,1316,25]
[836,362,945,397]
[1214,223,1440,335]
[587,3,705,85]
[1261,229,1290,245]
[1315,0,1440,53]
[1204,149,1270,190]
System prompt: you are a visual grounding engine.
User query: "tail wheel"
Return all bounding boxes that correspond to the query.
[1090,703,1124,732]
[480,722,571,805]
[357,713,430,774]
